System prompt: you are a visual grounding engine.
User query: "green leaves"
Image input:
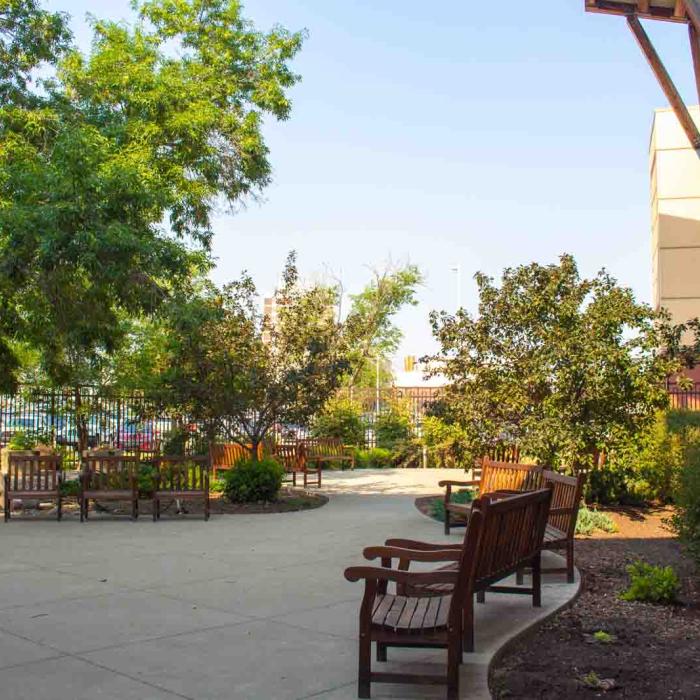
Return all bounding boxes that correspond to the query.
[0,0,304,389]
[428,254,678,470]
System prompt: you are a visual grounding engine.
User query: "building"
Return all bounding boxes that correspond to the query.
[650,106,700,332]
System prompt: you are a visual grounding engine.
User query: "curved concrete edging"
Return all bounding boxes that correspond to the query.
[482,564,583,699]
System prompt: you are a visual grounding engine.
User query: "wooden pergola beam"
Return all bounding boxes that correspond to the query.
[683,0,700,33]
[627,14,700,148]
[691,21,700,103]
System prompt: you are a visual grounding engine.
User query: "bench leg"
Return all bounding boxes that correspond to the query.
[566,540,575,583]
[304,470,308,489]
[376,642,387,662]
[204,495,210,522]
[447,633,461,700]
[476,590,485,604]
[444,506,451,535]
[133,498,139,521]
[292,472,297,487]
[532,553,542,607]
[516,568,524,585]
[318,468,322,488]
[57,496,62,522]
[463,594,475,652]
[3,491,8,522]
[153,496,158,522]
[358,634,371,698]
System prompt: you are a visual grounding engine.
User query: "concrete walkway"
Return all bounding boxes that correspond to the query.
[0,469,579,700]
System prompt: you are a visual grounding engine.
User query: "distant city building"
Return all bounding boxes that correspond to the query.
[393,355,447,388]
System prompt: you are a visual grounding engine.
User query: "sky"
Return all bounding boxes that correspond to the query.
[45,0,698,368]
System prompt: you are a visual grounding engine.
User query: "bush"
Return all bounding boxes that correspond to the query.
[59,479,81,497]
[588,411,694,505]
[354,448,393,469]
[137,463,158,496]
[313,397,365,446]
[620,561,680,604]
[672,437,700,566]
[375,400,412,451]
[430,489,475,522]
[420,416,470,468]
[575,506,617,536]
[223,458,284,503]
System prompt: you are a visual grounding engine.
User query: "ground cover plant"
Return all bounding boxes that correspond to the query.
[576,506,617,536]
[620,561,680,604]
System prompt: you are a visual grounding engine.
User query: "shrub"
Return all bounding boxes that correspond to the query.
[313,397,365,446]
[137,463,158,496]
[8,430,51,451]
[672,438,700,566]
[375,400,412,451]
[430,489,475,522]
[210,478,226,494]
[620,561,680,604]
[223,458,284,503]
[588,411,693,505]
[575,506,617,536]
[59,479,81,497]
[354,447,393,469]
[420,416,470,468]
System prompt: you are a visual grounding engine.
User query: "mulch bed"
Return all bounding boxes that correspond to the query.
[415,495,700,699]
[3,487,328,519]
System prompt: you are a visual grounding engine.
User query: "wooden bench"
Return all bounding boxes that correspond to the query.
[209,443,261,478]
[272,443,321,488]
[439,458,543,534]
[80,452,139,521]
[519,470,585,584]
[299,437,355,471]
[344,488,553,699]
[3,452,63,522]
[152,455,210,521]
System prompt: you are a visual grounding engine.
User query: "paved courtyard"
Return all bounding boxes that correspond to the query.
[0,469,579,700]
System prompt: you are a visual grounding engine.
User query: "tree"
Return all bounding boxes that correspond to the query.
[427,254,679,472]
[343,263,423,388]
[0,0,304,442]
[155,254,350,459]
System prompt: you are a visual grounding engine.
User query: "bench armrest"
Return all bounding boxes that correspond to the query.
[438,479,479,488]
[385,538,462,551]
[344,566,459,585]
[549,507,576,516]
[363,546,461,563]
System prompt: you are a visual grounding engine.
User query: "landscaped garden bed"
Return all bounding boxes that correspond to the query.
[489,506,700,699]
[2,487,327,519]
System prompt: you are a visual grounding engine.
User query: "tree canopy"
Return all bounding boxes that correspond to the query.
[0,0,304,392]
[427,254,679,471]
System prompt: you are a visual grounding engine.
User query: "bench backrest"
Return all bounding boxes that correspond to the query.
[480,459,543,494]
[273,444,304,473]
[210,443,261,470]
[6,452,62,493]
[299,438,348,459]
[450,488,553,616]
[153,455,209,492]
[83,454,138,491]
[542,470,586,538]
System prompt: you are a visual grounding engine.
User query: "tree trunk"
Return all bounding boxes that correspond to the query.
[74,387,89,457]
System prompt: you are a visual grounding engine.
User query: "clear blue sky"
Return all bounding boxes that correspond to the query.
[47,0,697,365]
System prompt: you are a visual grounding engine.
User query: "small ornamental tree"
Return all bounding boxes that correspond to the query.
[427,254,679,472]
[157,254,350,459]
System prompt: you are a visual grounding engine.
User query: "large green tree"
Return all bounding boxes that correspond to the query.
[0,0,304,443]
[427,254,679,472]
[154,254,349,458]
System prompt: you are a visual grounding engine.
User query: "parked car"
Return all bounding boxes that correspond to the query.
[118,421,160,451]
[0,416,48,445]
[54,417,102,449]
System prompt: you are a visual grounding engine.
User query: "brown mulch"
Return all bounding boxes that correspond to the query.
[490,506,700,700]
[3,488,328,519]
[415,495,700,698]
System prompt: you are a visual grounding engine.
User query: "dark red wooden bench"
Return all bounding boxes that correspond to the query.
[344,488,552,699]
[3,452,63,521]
[152,455,210,521]
[80,451,139,521]
[439,458,543,534]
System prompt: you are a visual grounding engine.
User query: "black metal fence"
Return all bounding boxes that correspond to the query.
[0,385,442,454]
[668,383,700,411]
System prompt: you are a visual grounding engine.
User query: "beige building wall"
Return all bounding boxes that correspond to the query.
[650,107,700,329]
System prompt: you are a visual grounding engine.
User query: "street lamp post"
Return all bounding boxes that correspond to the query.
[450,265,461,312]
